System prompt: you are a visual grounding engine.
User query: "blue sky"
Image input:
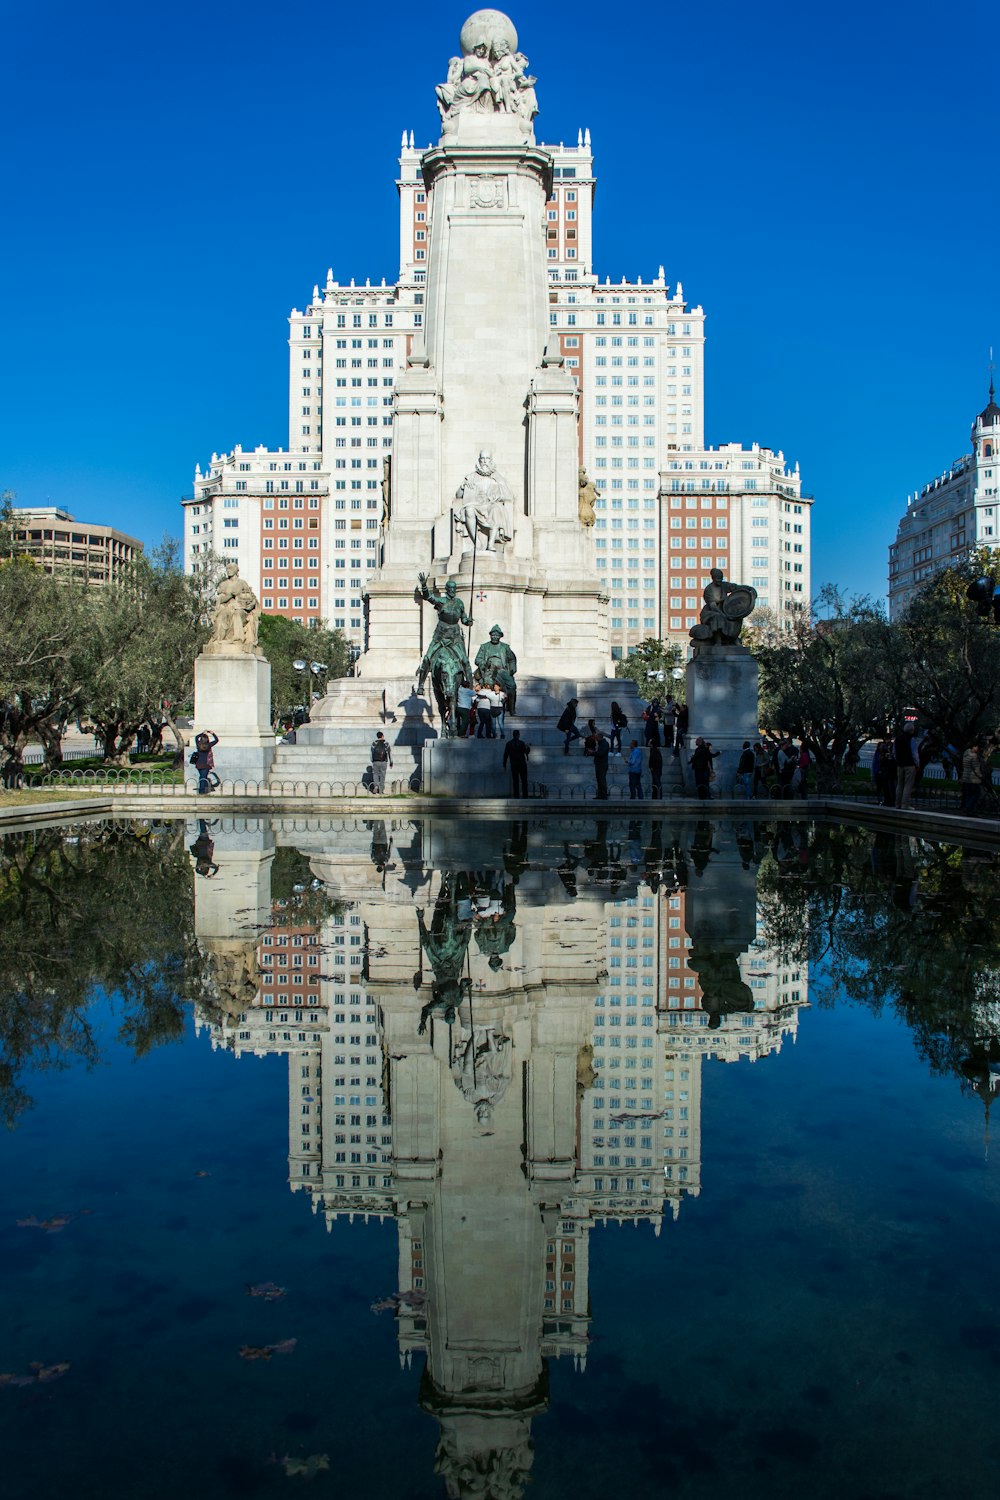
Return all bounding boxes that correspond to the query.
[2,0,996,603]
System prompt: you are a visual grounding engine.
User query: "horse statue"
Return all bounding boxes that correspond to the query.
[415,573,475,740]
[430,653,465,739]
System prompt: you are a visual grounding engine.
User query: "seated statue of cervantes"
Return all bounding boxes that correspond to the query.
[454,450,514,552]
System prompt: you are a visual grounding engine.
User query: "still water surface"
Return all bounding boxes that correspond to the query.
[1,814,998,1499]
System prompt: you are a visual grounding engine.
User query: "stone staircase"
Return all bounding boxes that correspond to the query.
[268,675,684,799]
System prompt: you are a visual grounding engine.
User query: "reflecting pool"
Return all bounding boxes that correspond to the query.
[1,814,999,1499]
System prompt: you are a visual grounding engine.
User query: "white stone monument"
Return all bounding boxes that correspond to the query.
[193,561,275,787]
[294,10,634,790]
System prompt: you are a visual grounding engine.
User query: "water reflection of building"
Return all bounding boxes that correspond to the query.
[193,817,808,1497]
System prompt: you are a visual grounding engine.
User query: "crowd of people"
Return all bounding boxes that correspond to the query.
[871,723,999,816]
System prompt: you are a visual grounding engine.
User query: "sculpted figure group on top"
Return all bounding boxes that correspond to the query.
[436,10,538,132]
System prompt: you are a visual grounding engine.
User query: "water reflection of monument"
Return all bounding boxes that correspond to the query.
[194,815,807,1496]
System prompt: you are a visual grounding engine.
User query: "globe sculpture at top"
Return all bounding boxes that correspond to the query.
[436,9,538,137]
[459,9,517,56]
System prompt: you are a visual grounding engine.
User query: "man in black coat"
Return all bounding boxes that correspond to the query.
[593,729,611,800]
[502,730,531,798]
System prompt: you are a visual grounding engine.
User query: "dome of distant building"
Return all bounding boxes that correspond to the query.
[976,378,1000,428]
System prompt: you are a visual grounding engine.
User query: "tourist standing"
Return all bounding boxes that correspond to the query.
[894,722,920,809]
[797,740,813,799]
[593,729,610,800]
[558,698,581,754]
[752,742,770,799]
[626,739,644,800]
[502,729,530,798]
[644,702,661,747]
[874,736,896,806]
[190,731,219,795]
[690,737,719,800]
[456,680,475,737]
[609,700,628,755]
[369,731,393,794]
[475,684,495,738]
[674,702,689,756]
[583,719,598,757]
[649,741,663,799]
[737,741,755,799]
[490,682,506,738]
[662,696,677,749]
[960,742,988,816]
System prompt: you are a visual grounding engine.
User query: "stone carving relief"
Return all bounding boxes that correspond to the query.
[577,466,598,527]
[436,10,539,136]
[468,174,505,209]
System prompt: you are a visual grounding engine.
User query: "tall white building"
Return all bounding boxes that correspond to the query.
[185,131,810,655]
[888,380,1000,618]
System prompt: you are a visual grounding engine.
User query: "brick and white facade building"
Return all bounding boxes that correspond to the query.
[185,132,810,655]
[888,381,1000,618]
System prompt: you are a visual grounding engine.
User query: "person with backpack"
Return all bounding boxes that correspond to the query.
[370,730,393,794]
[190,731,219,794]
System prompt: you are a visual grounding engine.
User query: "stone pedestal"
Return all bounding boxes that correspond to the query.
[684,644,759,796]
[193,648,275,788]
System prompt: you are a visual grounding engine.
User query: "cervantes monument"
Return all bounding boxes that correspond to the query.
[302,8,616,776]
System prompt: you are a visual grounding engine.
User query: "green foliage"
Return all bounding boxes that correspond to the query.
[258,614,350,726]
[614,638,684,699]
[83,541,212,763]
[0,821,212,1127]
[748,586,894,786]
[0,489,15,556]
[0,540,210,771]
[890,549,1000,753]
[0,558,93,769]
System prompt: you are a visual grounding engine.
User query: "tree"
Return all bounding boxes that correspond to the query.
[614,637,684,700]
[258,614,350,727]
[81,541,211,764]
[891,550,1000,754]
[748,586,896,788]
[0,558,93,774]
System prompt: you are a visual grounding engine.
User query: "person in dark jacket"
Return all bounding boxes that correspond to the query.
[690,737,719,800]
[593,730,611,799]
[609,701,628,755]
[649,741,664,799]
[737,741,755,799]
[557,698,581,754]
[894,722,920,809]
[190,732,219,794]
[502,730,530,798]
[673,702,689,756]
